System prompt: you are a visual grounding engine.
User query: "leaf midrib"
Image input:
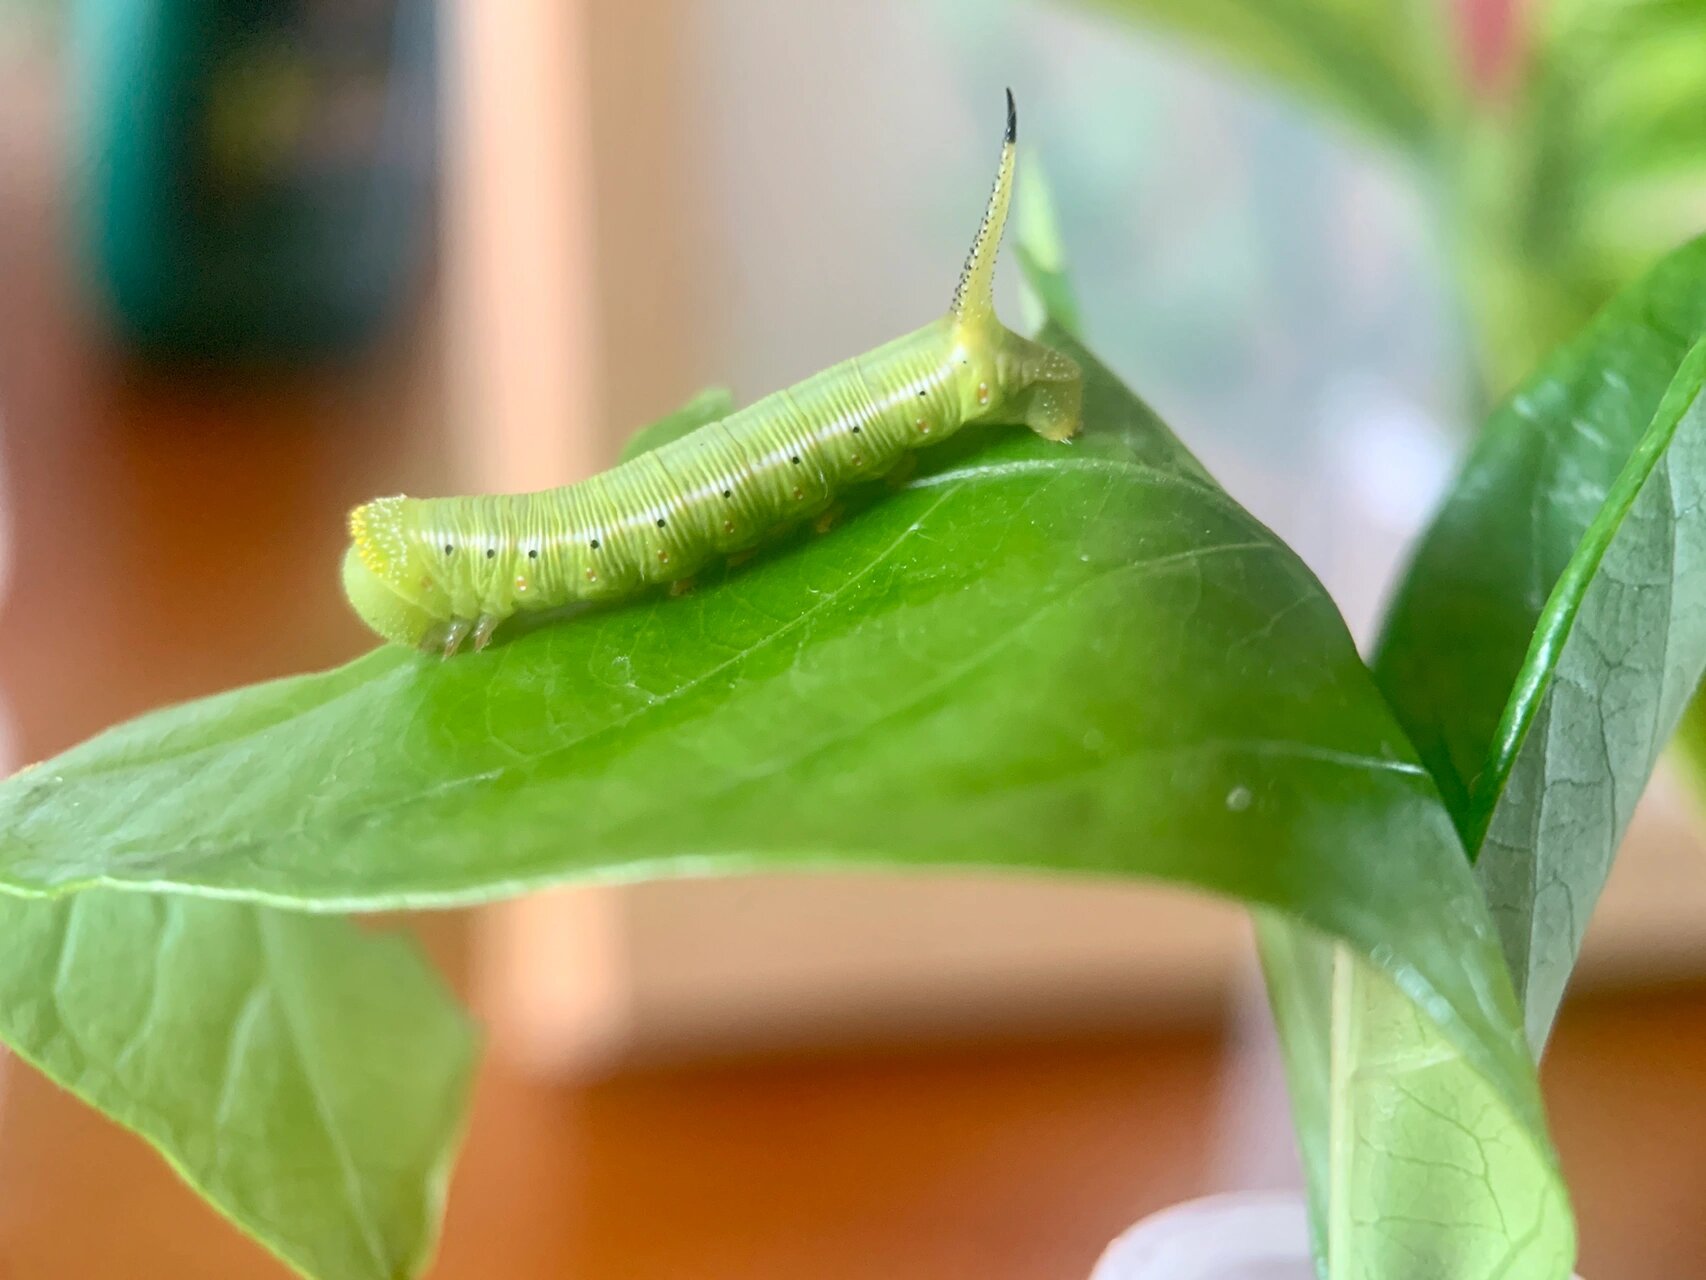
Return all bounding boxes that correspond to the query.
[256,915,392,1277]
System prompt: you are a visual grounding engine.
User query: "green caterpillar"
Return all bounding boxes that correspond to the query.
[343,91,1083,656]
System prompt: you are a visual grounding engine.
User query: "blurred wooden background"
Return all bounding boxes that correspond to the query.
[1,5,1706,1278]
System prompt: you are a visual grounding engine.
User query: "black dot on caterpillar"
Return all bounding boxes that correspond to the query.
[655,518,666,528]
[486,548,496,559]
[721,489,732,498]
[790,455,801,464]
[528,549,538,559]
[852,425,862,434]
[590,538,600,549]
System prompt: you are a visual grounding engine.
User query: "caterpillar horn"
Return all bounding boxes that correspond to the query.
[950,87,1018,326]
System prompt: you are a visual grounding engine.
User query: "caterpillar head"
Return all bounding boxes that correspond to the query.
[343,496,436,648]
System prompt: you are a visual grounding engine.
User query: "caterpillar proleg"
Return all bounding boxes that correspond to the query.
[344,91,1083,655]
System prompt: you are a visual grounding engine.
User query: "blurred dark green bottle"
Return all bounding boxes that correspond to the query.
[70,0,437,362]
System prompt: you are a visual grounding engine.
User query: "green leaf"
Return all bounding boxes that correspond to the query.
[1377,234,1706,1051]
[1537,0,1706,196]
[1073,0,1458,151]
[1377,236,1706,827]
[1259,922,1576,1280]
[0,892,476,1280]
[0,330,1569,1277]
[1477,345,1706,1049]
[1461,0,1706,391]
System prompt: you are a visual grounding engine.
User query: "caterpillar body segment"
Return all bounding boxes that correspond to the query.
[343,91,1083,655]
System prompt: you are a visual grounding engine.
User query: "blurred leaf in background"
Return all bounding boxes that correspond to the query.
[1070,0,1706,398]
[1078,0,1460,151]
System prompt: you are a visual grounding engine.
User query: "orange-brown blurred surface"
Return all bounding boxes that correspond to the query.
[5,991,1706,1279]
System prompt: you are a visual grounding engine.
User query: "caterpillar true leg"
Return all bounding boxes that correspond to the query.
[471,613,503,652]
[668,578,696,598]
[341,91,1083,655]
[438,618,472,658]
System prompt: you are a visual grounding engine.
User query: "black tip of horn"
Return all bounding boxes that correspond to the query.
[1005,88,1017,144]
